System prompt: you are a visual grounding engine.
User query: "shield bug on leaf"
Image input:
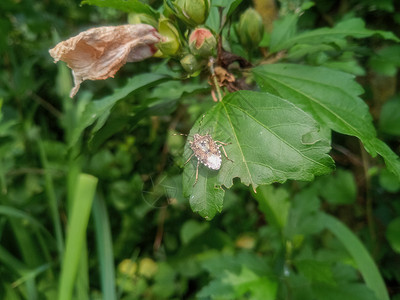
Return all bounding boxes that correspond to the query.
[175,115,232,186]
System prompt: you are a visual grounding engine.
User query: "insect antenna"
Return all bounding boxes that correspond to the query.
[173,132,188,137]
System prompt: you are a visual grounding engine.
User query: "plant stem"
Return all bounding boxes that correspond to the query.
[209,57,223,102]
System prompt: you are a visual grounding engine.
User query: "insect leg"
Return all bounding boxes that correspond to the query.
[184,152,195,165]
[215,140,231,146]
[218,144,233,162]
[193,159,200,186]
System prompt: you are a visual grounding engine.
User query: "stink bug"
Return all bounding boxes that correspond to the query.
[175,115,232,186]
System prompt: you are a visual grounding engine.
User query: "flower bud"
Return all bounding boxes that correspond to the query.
[128,12,158,28]
[237,8,264,49]
[189,28,217,57]
[167,0,210,27]
[180,54,201,74]
[156,18,181,56]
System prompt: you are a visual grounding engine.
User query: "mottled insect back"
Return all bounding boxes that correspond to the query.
[190,133,222,170]
[175,115,232,186]
[183,131,232,186]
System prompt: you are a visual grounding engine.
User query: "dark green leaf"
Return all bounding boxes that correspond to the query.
[253,185,291,229]
[183,90,334,219]
[81,0,158,16]
[270,14,299,53]
[369,45,400,76]
[183,167,224,220]
[180,220,210,245]
[287,44,335,60]
[253,63,400,180]
[69,73,170,148]
[386,217,400,253]
[285,187,323,238]
[225,0,243,19]
[379,96,400,136]
[197,279,234,299]
[273,18,399,52]
[295,259,335,285]
[316,169,356,205]
[313,283,378,300]
[379,168,400,193]
[372,138,400,182]
[225,267,277,300]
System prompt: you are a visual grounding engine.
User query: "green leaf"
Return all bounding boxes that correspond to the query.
[295,259,335,285]
[312,283,378,300]
[183,167,225,220]
[253,185,291,229]
[253,63,400,180]
[287,43,336,60]
[180,220,210,245]
[197,277,235,299]
[273,17,399,52]
[152,263,177,299]
[322,213,389,300]
[386,217,400,253]
[0,205,53,240]
[369,45,400,76]
[198,251,274,299]
[316,169,357,205]
[270,14,299,53]
[379,96,400,136]
[81,0,158,16]
[379,168,400,193]
[69,73,170,148]
[182,91,334,219]
[200,251,272,278]
[225,0,243,19]
[285,187,324,238]
[372,138,400,181]
[225,267,277,300]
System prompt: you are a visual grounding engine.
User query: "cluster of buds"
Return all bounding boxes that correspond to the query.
[179,27,217,74]
[157,0,215,74]
[49,0,264,97]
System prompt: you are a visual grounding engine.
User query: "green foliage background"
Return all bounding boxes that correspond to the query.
[1,0,400,299]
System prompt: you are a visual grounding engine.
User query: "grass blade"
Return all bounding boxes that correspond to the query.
[93,195,117,300]
[58,173,98,300]
[322,213,389,300]
[37,138,64,257]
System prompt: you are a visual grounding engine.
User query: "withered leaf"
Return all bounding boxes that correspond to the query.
[49,24,161,97]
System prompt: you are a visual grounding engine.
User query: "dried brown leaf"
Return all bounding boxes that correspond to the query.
[49,24,161,97]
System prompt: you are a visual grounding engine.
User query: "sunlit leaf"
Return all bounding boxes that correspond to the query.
[182,90,334,219]
[253,63,400,180]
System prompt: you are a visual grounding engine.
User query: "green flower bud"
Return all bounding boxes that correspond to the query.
[180,54,201,74]
[167,0,210,27]
[237,8,264,49]
[128,12,158,28]
[157,18,181,56]
[189,28,217,57]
